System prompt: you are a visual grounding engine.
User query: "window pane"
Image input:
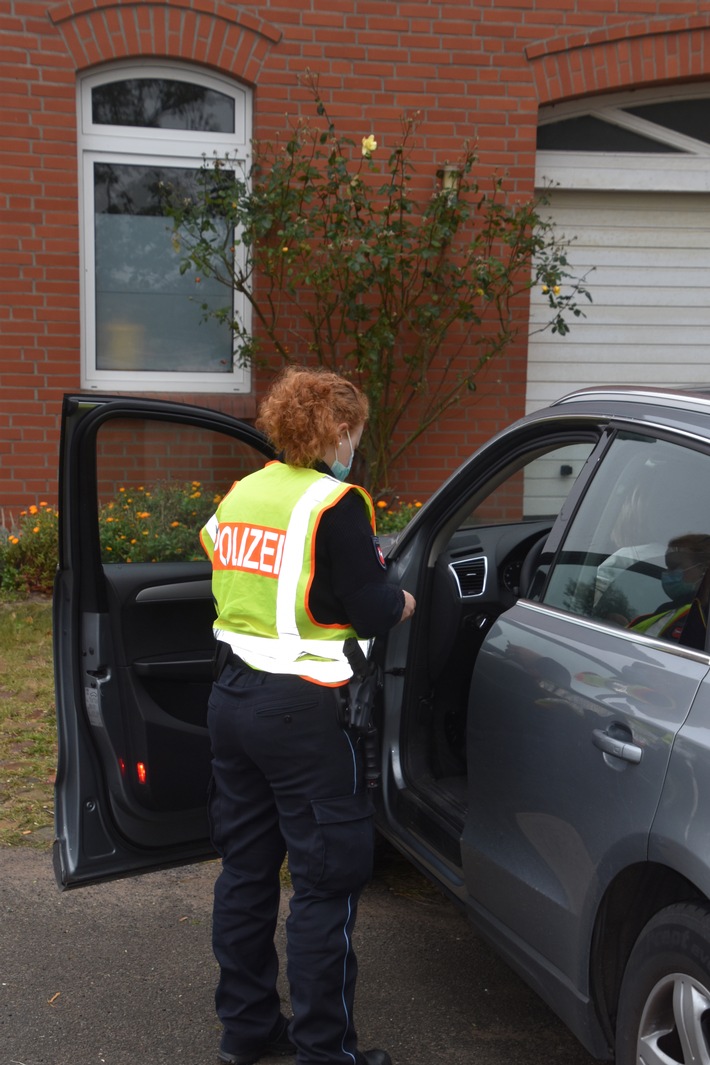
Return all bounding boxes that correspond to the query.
[625,99,710,147]
[461,442,594,528]
[94,163,233,373]
[92,79,235,132]
[95,418,266,564]
[543,435,710,644]
[536,116,683,153]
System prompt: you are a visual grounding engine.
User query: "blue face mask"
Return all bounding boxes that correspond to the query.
[661,567,700,602]
[331,429,354,482]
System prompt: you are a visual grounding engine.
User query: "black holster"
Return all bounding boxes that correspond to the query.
[342,638,382,789]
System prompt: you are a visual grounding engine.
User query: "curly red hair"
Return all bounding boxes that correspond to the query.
[257,367,369,468]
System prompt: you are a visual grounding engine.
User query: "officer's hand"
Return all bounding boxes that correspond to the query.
[398,590,416,623]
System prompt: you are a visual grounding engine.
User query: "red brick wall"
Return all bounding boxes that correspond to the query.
[3,0,710,515]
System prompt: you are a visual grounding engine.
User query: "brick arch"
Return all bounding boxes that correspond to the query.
[49,0,282,82]
[526,16,710,106]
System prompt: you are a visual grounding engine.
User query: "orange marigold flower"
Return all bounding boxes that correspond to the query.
[39,500,48,507]
[32,526,40,533]
[137,511,151,519]
[376,500,388,509]
[29,505,38,514]
[170,521,180,528]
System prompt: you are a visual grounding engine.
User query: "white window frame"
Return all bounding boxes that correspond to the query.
[77,62,251,393]
[537,85,710,193]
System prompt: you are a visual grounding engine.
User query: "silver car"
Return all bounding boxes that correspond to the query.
[54,386,710,1065]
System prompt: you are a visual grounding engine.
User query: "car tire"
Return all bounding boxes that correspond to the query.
[615,901,710,1065]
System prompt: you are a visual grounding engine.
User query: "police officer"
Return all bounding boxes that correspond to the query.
[200,367,416,1065]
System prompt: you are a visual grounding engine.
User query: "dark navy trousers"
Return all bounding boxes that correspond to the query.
[207,659,375,1065]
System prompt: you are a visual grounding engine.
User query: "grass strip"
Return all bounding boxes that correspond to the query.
[0,599,55,847]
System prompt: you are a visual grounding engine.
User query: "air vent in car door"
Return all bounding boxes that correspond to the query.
[449,556,487,598]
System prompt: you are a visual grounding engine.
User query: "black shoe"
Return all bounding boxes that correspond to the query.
[360,1051,392,1065]
[218,1015,295,1065]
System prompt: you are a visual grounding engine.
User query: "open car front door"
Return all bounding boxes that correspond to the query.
[53,394,274,888]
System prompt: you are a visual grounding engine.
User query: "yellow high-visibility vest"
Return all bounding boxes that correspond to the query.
[200,462,375,685]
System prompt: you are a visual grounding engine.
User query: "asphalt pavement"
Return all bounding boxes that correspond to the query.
[1,843,599,1065]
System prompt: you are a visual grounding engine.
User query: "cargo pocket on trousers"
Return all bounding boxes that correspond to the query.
[310,791,375,895]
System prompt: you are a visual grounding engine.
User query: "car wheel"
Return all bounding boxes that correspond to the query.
[615,902,710,1065]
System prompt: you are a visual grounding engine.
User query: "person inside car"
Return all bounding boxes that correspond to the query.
[628,533,710,649]
[200,366,415,1065]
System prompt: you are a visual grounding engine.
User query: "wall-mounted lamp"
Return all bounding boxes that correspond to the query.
[436,164,461,191]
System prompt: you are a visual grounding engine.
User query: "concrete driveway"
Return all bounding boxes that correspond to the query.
[0,844,599,1065]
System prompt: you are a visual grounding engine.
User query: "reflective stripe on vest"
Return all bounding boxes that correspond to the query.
[632,603,691,640]
[204,466,374,684]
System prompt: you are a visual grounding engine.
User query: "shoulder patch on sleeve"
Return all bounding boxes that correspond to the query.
[372,536,387,569]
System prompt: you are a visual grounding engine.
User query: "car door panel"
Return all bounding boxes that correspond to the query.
[54,395,273,887]
[462,601,710,989]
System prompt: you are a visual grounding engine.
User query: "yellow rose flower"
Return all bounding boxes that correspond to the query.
[361,134,377,156]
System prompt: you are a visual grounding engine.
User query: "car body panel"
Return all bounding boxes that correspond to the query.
[648,669,710,897]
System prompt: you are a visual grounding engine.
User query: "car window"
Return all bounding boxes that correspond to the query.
[460,442,594,529]
[95,417,266,563]
[542,433,710,647]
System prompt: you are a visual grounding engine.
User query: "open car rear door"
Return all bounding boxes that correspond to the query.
[53,394,274,888]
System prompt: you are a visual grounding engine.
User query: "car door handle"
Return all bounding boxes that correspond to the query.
[592,728,643,764]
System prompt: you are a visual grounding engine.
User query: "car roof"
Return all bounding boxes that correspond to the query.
[553,385,710,414]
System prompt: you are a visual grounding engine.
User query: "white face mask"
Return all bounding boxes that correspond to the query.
[331,429,354,481]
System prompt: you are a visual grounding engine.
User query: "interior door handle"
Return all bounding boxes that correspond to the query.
[592,728,643,764]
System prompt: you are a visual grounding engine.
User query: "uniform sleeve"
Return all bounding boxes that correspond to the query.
[315,489,405,638]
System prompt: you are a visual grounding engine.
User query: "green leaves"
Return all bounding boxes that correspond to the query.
[161,71,590,492]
